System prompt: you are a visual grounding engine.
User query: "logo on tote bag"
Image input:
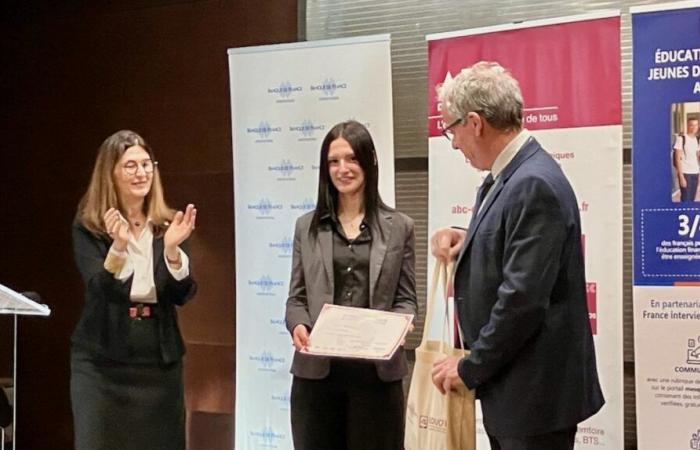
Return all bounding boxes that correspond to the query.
[419,415,447,431]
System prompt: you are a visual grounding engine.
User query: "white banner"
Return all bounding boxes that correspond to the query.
[427,13,623,449]
[228,35,395,450]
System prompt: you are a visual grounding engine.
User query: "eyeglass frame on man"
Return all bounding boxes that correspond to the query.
[441,110,484,142]
[441,117,463,142]
[122,159,158,176]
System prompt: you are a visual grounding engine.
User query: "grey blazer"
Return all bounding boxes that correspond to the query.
[285,206,417,381]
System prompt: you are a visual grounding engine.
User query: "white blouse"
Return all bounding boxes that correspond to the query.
[109,221,189,304]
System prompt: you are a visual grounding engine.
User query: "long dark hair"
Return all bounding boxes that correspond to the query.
[310,120,387,235]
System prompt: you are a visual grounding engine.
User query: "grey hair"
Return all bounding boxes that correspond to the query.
[438,61,523,131]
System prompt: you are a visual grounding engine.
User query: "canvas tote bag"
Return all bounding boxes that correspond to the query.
[404,260,475,450]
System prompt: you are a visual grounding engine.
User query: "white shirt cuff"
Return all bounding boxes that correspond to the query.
[108,246,127,258]
[114,254,134,282]
[165,247,190,281]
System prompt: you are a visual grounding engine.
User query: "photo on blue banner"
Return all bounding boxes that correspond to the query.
[670,102,700,203]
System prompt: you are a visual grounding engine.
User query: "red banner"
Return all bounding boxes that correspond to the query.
[427,17,621,136]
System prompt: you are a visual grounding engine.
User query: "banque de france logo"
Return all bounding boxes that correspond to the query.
[249,350,286,372]
[251,121,272,139]
[246,121,281,141]
[271,389,291,412]
[289,119,325,139]
[290,198,316,211]
[300,119,315,137]
[269,236,293,256]
[268,80,302,100]
[247,198,283,218]
[271,390,291,407]
[249,426,285,446]
[248,275,283,295]
[268,159,303,178]
[269,316,287,335]
[278,81,293,98]
[310,77,348,99]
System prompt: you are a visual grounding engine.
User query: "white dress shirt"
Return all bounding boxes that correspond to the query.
[478,129,532,213]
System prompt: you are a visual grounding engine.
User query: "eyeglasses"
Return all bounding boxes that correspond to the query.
[122,159,157,176]
[441,110,484,142]
[441,117,464,142]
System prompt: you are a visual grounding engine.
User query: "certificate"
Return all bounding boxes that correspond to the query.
[302,304,414,360]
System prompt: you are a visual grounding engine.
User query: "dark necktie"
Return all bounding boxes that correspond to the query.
[455,174,495,280]
[474,174,495,214]
[467,174,495,233]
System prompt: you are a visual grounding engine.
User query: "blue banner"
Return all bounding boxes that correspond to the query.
[633,5,700,285]
[632,5,700,449]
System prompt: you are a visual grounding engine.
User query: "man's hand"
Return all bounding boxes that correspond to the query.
[430,227,467,263]
[431,355,466,394]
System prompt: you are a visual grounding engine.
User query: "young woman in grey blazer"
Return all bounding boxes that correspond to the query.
[285,120,417,450]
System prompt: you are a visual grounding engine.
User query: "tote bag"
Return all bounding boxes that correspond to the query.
[404,260,475,450]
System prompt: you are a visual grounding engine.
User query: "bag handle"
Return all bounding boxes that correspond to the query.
[418,260,441,347]
[443,262,467,352]
[438,262,468,355]
[419,259,457,351]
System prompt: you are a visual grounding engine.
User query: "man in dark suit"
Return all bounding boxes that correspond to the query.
[430,61,604,450]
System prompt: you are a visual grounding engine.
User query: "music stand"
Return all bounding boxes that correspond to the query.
[0,283,51,450]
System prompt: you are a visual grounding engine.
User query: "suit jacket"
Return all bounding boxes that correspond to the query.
[285,206,417,382]
[71,222,197,363]
[454,137,604,437]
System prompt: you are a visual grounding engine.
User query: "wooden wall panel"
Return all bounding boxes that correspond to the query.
[0,1,297,448]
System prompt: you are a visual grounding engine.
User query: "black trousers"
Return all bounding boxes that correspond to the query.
[290,359,405,450]
[487,426,577,450]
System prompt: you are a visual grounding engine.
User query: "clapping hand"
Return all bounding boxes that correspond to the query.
[103,208,129,251]
[164,204,197,255]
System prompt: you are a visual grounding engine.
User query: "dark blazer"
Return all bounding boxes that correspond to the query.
[71,222,197,364]
[285,206,417,382]
[454,137,604,437]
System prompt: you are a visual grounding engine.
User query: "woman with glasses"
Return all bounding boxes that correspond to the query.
[70,130,197,450]
[286,120,417,450]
